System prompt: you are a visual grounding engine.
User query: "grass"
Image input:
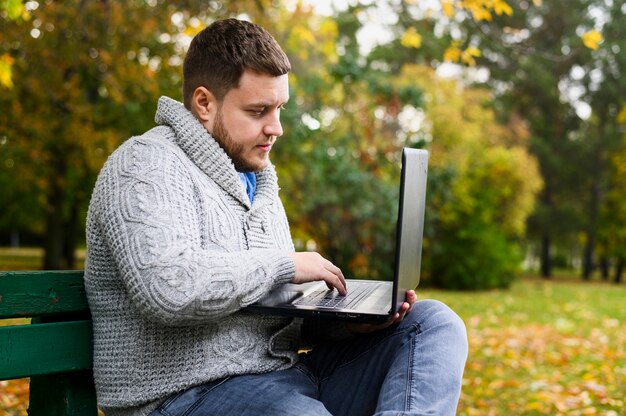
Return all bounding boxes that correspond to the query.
[0,247,85,271]
[1,248,625,415]
[0,247,45,270]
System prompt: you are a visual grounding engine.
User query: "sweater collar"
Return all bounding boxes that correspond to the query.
[154,96,279,208]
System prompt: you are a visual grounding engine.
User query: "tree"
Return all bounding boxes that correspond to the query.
[2,0,545,289]
[580,0,626,282]
[273,3,543,288]
[0,1,206,267]
[403,65,542,289]
[272,5,418,280]
[451,0,611,277]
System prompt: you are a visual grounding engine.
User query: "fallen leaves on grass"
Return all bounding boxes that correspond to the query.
[455,283,626,416]
[0,379,29,416]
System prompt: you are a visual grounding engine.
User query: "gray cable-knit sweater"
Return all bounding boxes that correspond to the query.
[84,96,301,415]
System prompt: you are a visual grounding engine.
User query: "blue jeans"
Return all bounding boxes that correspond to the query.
[150,299,468,416]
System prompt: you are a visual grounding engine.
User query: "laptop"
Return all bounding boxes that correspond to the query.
[246,148,429,323]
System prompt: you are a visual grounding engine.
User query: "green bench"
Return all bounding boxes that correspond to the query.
[0,270,98,415]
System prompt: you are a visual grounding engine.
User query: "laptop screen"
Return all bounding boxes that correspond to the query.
[392,148,429,311]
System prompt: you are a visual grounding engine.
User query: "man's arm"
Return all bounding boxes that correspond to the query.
[91,138,296,325]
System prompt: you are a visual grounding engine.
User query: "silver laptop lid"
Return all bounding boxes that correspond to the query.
[393,148,428,310]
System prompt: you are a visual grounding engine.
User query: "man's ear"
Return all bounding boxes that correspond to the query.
[191,86,218,126]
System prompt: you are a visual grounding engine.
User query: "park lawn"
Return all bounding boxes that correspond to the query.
[0,247,85,270]
[420,277,626,416]
[0,247,46,271]
[0,256,624,415]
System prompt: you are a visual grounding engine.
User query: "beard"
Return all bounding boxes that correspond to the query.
[212,109,250,172]
[212,108,259,172]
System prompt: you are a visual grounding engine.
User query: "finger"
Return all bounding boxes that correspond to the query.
[318,269,347,295]
[324,260,346,292]
[393,302,410,323]
[321,262,346,294]
[330,273,347,295]
[403,291,416,312]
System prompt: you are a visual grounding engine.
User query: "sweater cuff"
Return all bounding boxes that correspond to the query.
[268,251,296,287]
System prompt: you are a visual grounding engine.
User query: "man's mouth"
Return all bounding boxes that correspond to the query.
[256,143,273,152]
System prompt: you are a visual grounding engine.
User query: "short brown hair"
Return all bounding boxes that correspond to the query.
[182,18,291,109]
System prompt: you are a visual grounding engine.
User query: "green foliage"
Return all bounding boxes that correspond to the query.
[0,1,229,266]
[0,0,23,20]
[428,219,521,290]
[282,142,398,280]
[400,65,543,289]
[1,1,544,286]
[455,0,626,278]
[271,6,416,280]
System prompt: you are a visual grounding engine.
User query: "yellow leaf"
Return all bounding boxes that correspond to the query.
[443,46,461,62]
[616,106,626,124]
[465,3,493,21]
[526,402,544,410]
[465,47,481,57]
[442,1,455,18]
[461,47,481,66]
[494,0,513,16]
[293,25,316,46]
[581,30,603,50]
[0,54,15,89]
[533,0,542,5]
[184,26,202,37]
[401,27,422,49]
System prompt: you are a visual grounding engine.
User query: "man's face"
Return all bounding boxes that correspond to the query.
[207,70,289,172]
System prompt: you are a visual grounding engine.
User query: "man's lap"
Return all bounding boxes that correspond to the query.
[151,364,331,416]
[150,299,466,416]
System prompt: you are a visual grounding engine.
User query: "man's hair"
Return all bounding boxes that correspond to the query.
[182,18,291,109]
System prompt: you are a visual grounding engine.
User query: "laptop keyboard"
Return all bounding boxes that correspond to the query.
[294,283,380,309]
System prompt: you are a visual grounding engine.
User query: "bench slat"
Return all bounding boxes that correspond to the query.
[30,371,98,416]
[0,320,93,380]
[0,270,88,319]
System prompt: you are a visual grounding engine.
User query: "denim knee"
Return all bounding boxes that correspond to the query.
[411,299,468,355]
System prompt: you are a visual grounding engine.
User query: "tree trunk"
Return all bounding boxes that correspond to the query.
[582,179,601,280]
[43,154,67,270]
[582,236,595,280]
[539,180,553,279]
[614,257,624,284]
[541,234,551,278]
[10,229,20,247]
[43,179,65,270]
[599,256,610,281]
[583,190,600,280]
[63,202,79,269]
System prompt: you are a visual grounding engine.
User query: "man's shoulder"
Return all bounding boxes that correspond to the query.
[105,126,183,169]
[117,125,178,154]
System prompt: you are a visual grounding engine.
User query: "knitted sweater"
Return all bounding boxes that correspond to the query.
[84,96,300,415]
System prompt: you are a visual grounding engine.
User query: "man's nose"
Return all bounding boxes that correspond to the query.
[264,112,283,138]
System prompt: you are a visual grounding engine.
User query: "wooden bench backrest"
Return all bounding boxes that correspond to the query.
[0,270,97,415]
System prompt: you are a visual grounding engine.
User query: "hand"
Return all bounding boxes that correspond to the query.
[346,289,417,334]
[289,252,347,295]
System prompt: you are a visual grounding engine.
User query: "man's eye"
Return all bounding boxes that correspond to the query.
[249,108,265,116]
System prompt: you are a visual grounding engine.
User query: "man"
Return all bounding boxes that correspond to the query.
[84,18,467,416]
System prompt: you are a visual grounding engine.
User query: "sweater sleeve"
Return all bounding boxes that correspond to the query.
[91,136,295,325]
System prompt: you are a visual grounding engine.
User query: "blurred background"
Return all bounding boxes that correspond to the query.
[0,0,624,414]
